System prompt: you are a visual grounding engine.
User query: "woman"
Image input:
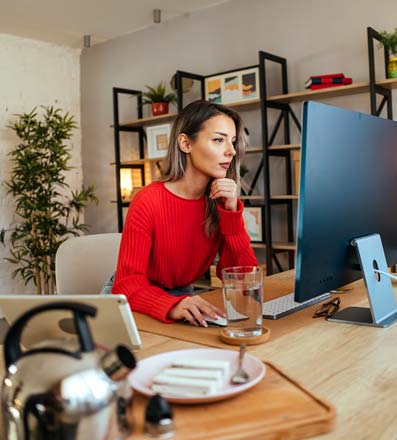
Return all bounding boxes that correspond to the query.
[112,100,258,326]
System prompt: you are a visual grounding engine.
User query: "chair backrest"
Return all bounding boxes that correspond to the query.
[55,233,121,295]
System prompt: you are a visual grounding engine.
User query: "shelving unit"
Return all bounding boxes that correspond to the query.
[112,27,396,273]
[257,26,396,275]
[112,68,267,232]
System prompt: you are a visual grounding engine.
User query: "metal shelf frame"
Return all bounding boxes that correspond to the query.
[367,26,393,119]
[258,51,300,274]
[112,87,145,231]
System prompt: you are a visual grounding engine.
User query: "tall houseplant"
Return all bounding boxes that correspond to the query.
[0,106,97,294]
[142,81,176,116]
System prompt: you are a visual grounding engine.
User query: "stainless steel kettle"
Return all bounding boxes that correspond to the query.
[1,301,137,439]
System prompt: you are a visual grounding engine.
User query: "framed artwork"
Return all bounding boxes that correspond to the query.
[204,67,259,105]
[240,67,259,100]
[205,76,222,103]
[222,73,241,103]
[146,124,171,159]
[243,206,263,242]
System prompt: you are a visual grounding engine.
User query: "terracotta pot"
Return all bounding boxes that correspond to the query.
[151,102,169,116]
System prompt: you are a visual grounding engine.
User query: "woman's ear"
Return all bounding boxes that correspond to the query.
[177,133,191,153]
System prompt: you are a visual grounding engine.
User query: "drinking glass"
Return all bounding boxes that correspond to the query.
[222,266,263,338]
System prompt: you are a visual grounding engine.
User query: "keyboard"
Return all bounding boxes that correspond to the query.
[262,291,331,319]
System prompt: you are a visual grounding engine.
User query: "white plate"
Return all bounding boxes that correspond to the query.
[128,348,266,404]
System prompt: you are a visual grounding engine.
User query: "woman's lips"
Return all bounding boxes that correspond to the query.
[219,163,231,169]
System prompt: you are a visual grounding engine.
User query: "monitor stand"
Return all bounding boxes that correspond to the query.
[327,233,397,328]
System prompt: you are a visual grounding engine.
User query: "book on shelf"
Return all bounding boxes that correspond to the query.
[305,73,351,88]
[306,77,352,86]
[309,82,352,90]
[309,72,345,79]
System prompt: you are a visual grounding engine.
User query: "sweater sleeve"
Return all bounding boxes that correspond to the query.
[112,194,187,323]
[216,199,258,279]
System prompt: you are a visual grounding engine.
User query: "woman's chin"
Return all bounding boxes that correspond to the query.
[212,169,228,179]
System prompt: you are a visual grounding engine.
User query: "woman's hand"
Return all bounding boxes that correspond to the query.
[168,296,225,327]
[210,178,238,211]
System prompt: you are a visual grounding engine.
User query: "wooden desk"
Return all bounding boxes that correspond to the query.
[134,271,397,440]
[2,271,396,439]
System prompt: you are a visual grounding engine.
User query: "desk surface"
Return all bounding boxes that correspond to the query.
[1,272,396,439]
[134,271,397,440]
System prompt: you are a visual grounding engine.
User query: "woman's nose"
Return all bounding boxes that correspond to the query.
[225,142,236,156]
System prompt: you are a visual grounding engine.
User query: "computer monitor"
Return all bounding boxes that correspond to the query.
[295,101,397,302]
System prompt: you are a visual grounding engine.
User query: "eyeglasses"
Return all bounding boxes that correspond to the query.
[312,297,341,318]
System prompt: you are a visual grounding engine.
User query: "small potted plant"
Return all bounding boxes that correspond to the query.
[379,27,397,78]
[142,81,177,116]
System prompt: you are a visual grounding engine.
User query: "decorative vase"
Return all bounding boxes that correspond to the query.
[152,102,169,116]
[387,55,397,78]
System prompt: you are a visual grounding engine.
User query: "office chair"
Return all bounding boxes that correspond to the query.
[55,233,121,295]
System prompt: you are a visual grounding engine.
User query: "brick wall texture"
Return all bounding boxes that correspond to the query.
[0,34,82,294]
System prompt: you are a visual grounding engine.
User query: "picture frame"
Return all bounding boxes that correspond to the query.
[243,206,263,242]
[205,75,223,104]
[146,123,171,159]
[240,67,260,101]
[204,67,260,105]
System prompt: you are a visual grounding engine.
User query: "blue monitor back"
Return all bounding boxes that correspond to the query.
[295,101,397,302]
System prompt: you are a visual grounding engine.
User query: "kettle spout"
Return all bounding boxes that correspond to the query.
[100,345,137,382]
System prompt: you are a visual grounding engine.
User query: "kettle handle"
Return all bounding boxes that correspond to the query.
[4,301,97,368]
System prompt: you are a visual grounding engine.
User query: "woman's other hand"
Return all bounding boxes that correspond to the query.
[168,295,225,327]
[210,178,238,211]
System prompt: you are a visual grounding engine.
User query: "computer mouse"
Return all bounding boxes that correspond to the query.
[203,315,227,327]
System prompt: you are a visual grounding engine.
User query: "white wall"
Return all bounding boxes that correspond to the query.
[0,34,82,294]
[80,0,397,259]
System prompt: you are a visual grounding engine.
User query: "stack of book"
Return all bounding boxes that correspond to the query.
[305,73,353,90]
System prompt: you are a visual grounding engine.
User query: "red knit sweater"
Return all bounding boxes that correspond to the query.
[112,182,258,322]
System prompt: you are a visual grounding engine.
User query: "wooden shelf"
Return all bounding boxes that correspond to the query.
[110,158,163,166]
[225,98,261,109]
[119,113,177,129]
[241,195,264,201]
[273,242,296,251]
[272,194,299,200]
[267,78,397,104]
[240,195,298,202]
[251,243,266,249]
[117,98,261,129]
[246,147,264,154]
[251,242,296,250]
[268,144,301,151]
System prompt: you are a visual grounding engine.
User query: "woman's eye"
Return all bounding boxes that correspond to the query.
[214,138,224,144]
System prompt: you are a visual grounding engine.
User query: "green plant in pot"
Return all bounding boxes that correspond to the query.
[0,106,98,294]
[379,27,397,78]
[142,81,177,116]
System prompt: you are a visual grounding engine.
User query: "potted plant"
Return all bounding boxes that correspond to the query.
[379,27,397,78]
[0,106,98,294]
[142,81,177,116]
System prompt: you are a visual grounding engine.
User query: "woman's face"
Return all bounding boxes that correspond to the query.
[182,114,237,180]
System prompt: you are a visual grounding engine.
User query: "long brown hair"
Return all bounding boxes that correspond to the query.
[160,100,246,237]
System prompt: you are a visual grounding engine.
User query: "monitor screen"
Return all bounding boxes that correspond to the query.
[295,101,397,302]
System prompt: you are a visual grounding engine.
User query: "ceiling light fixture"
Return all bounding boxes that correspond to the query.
[153,9,161,24]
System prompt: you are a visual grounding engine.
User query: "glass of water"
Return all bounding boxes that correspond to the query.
[222,266,263,338]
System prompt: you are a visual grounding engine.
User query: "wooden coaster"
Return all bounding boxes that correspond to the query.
[219,326,271,346]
